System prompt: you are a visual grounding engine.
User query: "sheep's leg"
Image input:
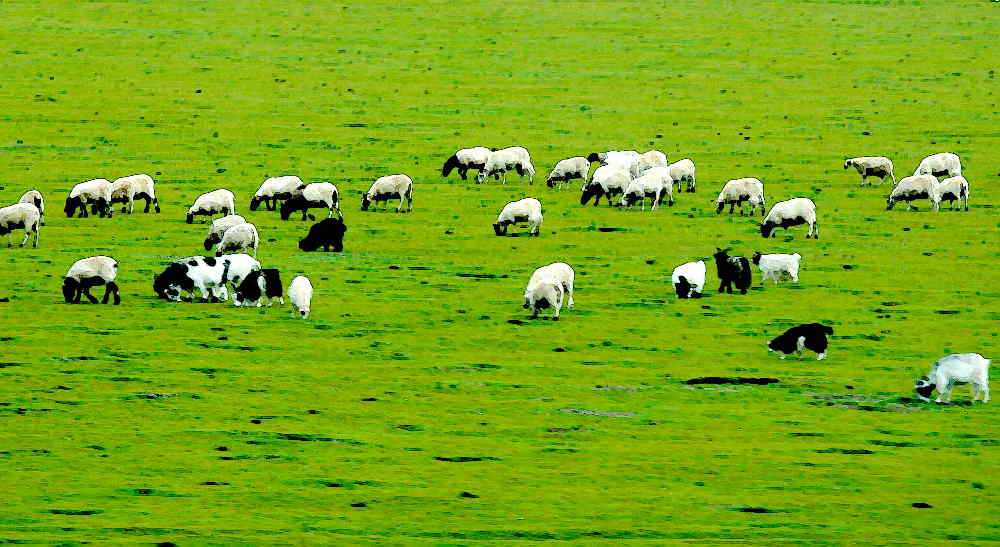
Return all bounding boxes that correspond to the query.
[729,202,735,214]
[982,383,990,403]
[31,225,39,248]
[19,228,30,247]
[82,286,99,304]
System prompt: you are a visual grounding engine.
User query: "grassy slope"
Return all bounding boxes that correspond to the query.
[1,0,998,543]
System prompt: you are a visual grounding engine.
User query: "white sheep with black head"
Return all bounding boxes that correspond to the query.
[18,190,45,225]
[65,178,113,218]
[668,158,696,193]
[933,176,970,212]
[203,214,247,251]
[546,157,590,189]
[477,147,535,185]
[186,189,235,224]
[442,147,491,180]
[362,174,413,212]
[760,198,818,239]
[250,175,304,211]
[494,197,542,236]
[523,262,574,320]
[0,203,40,248]
[216,222,259,257]
[843,157,895,187]
[63,255,120,305]
[110,174,159,213]
[715,178,765,216]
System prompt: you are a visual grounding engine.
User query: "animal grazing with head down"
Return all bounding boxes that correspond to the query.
[442,147,491,180]
[186,189,235,224]
[288,275,313,319]
[233,269,284,308]
[915,353,990,404]
[299,215,347,252]
[0,203,41,248]
[203,215,247,251]
[886,175,939,212]
[619,167,673,210]
[671,260,705,299]
[110,174,160,214]
[546,156,590,189]
[581,163,630,207]
[64,178,113,218]
[18,190,45,226]
[843,157,895,187]
[715,177,765,216]
[280,182,339,221]
[668,158,696,193]
[713,248,752,295]
[523,262,574,320]
[761,198,818,239]
[153,254,260,302]
[362,174,413,212]
[494,197,543,236]
[767,323,834,360]
[587,150,642,180]
[477,147,535,185]
[62,256,120,305]
[933,176,970,212]
[914,152,961,178]
[216,222,259,257]
[751,252,801,286]
[637,150,668,173]
[250,175,304,211]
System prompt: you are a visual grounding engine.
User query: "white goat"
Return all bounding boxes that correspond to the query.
[751,252,801,285]
[523,262,574,320]
[915,353,990,403]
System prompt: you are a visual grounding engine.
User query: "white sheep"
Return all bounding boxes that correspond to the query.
[523,262,574,320]
[203,214,247,251]
[751,252,801,285]
[588,150,642,179]
[280,182,340,220]
[638,150,669,173]
[886,175,939,211]
[18,190,45,226]
[671,260,705,299]
[546,157,590,189]
[914,152,961,178]
[620,167,673,210]
[715,177,765,216]
[288,275,313,319]
[187,189,236,223]
[915,353,990,404]
[0,203,40,248]
[843,157,895,186]
[110,174,159,213]
[216,222,259,257]
[65,178,113,218]
[362,174,413,212]
[62,256,120,304]
[494,197,543,236]
[250,175,304,211]
[581,163,631,206]
[934,176,970,212]
[761,198,818,239]
[477,147,535,185]
[442,147,491,180]
[668,158,696,193]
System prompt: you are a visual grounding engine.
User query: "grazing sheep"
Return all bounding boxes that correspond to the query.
[751,252,801,285]
[587,150,642,179]
[915,353,990,404]
[767,323,833,360]
[713,248,752,294]
[250,175,304,211]
[761,198,818,239]
[668,158,696,193]
[110,174,159,213]
[671,260,706,299]
[843,157,895,186]
[202,214,247,251]
[620,167,673,210]
[886,175,939,212]
[280,182,339,220]
[523,262,574,320]
[581,164,631,206]
[494,197,543,236]
[477,147,535,185]
[637,150,669,173]
[18,190,45,226]
[298,216,347,252]
[233,269,284,308]
[914,152,961,178]
[934,176,970,212]
[715,178,765,216]
[186,189,235,224]
[62,255,119,305]
[288,275,313,319]
[546,157,590,189]
[153,254,259,302]
[216,222,259,257]
[0,203,40,248]
[362,174,413,212]
[442,147,491,180]
[64,178,113,218]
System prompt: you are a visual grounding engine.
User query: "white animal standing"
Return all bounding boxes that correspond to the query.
[153,254,260,302]
[843,157,895,186]
[493,197,543,236]
[65,178,113,218]
[620,167,673,210]
[250,175,304,211]
[288,275,313,319]
[671,260,706,299]
[0,203,40,248]
[637,150,669,173]
[477,147,535,185]
[715,177,765,216]
[546,157,590,189]
[668,158,696,193]
[760,198,818,239]
[751,252,801,285]
[933,176,970,212]
[110,174,160,213]
[886,175,939,211]
[18,190,45,225]
[280,181,340,220]
[62,255,120,304]
[186,189,236,223]
[442,147,491,180]
[581,163,631,206]
[216,222,259,257]
[915,353,990,404]
[362,174,413,212]
[523,262,574,320]
[588,150,642,180]
[914,152,962,178]
[203,214,247,251]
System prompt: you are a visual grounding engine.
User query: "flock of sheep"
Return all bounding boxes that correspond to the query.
[0,146,988,404]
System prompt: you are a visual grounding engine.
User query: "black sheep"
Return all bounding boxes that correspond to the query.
[767,323,834,360]
[299,217,347,252]
[713,248,752,294]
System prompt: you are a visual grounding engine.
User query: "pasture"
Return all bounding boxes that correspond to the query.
[2,0,998,543]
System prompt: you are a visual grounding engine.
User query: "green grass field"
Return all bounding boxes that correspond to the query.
[2,0,998,543]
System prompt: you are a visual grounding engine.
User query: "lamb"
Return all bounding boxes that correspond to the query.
[64,178,113,218]
[587,150,642,179]
[298,216,347,252]
[233,269,284,308]
[523,262,575,320]
[761,198,818,239]
[751,252,801,285]
[767,323,834,360]
[202,214,247,251]
[0,203,41,248]
[493,197,543,236]
[288,275,313,319]
[153,254,260,302]
[933,176,970,212]
[713,248,752,294]
[18,190,45,225]
[442,147,491,180]
[62,255,120,305]
[250,175,304,211]
[620,167,673,210]
[216,222,259,257]
[915,353,990,404]
[843,157,895,186]
[637,150,668,173]
[668,158,696,193]
[361,174,413,212]
[476,147,535,185]
[671,260,706,299]
[186,189,235,224]
[715,178,765,216]
[546,157,590,189]
[886,175,939,212]
[580,164,631,206]
[280,182,339,220]
[110,174,159,213]
[914,152,961,178]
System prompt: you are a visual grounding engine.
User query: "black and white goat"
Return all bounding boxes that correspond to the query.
[153,254,259,302]
[63,256,120,305]
[767,323,834,360]
[233,269,284,308]
[713,248,751,295]
[915,353,990,404]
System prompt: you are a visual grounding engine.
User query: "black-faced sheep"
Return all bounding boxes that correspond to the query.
[886,175,938,212]
[915,353,990,404]
[186,189,235,224]
[494,198,542,236]
[477,147,535,185]
[216,222,259,257]
[760,198,818,239]
[64,179,113,218]
[442,147,491,180]
[581,164,630,206]
[843,157,895,186]
[0,203,41,248]
[767,323,833,360]
[362,175,413,212]
[715,178,765,216]
[672,260,705,299]
[280,182,339,221]
[110,174,159,213]
[250,175,303,211]
[288,275,313,319]
[933,176,970,212]
[546,157,590,189]
[62,255,120,305]
[18,190,45,225]
[523,262,574,320]
[668,158,696,193]
[203,214,247,251]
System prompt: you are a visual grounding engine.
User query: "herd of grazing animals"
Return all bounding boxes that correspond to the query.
[0,148,989,402]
